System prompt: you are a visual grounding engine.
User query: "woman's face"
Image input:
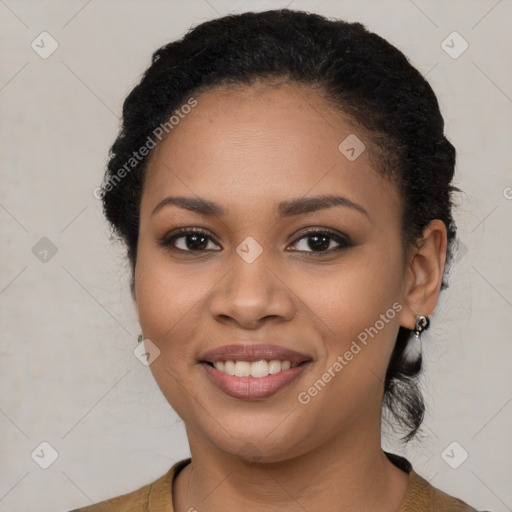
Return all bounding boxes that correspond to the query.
[135,82,412,462]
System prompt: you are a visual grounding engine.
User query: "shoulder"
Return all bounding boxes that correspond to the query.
[67,458,191,512]
[67,480,152,512]
[384,452,488,512]
[401,470,483,512]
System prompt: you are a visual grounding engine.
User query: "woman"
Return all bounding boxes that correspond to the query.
[70,9,489,512]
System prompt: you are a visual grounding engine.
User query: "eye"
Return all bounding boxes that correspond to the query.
[158,227,220,252]
[158,227,352,256]
[288,228,352,256]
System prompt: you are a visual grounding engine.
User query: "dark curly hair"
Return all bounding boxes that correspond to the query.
[99,9,458,442]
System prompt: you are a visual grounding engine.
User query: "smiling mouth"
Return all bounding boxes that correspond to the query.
[201,359,311,378]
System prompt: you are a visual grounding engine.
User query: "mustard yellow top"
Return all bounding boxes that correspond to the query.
[70,455,482,512]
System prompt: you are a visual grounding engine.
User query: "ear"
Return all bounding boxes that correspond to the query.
[398,219,447,329]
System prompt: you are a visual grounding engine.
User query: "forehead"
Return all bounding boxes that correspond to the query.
[141,81,400,221]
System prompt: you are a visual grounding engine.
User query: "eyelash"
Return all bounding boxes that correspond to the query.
[158,227,353,257]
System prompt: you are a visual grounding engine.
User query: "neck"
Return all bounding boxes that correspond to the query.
[173,423,409,512]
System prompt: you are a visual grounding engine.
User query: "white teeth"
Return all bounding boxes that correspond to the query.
[251,360,269,378]
[268,360,281,374]
[212,359,298,377]
[224,360,236,376]
[234,361,251,377]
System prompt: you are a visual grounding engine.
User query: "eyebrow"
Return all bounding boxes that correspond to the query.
[151,194,369,218]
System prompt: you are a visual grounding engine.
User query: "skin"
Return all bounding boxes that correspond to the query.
[134,80,447,512]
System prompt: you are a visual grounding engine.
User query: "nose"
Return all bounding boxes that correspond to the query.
[208,250,297,329]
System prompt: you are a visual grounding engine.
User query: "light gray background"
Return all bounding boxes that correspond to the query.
[1,1,511,511]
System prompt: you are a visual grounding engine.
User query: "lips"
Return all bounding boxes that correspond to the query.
[198,344,313,400]
[199,344,311,365]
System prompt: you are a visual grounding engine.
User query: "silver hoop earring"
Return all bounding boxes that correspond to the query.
[402,315,429,364]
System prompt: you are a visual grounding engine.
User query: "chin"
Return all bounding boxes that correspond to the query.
[202,423,313,465]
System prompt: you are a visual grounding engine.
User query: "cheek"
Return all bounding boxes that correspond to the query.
[295,244,405,408]
[134,244,212,419]
[134,238,226,402]
[301,249,403,341]
[291,259,403,435]
[135,240,211,341]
